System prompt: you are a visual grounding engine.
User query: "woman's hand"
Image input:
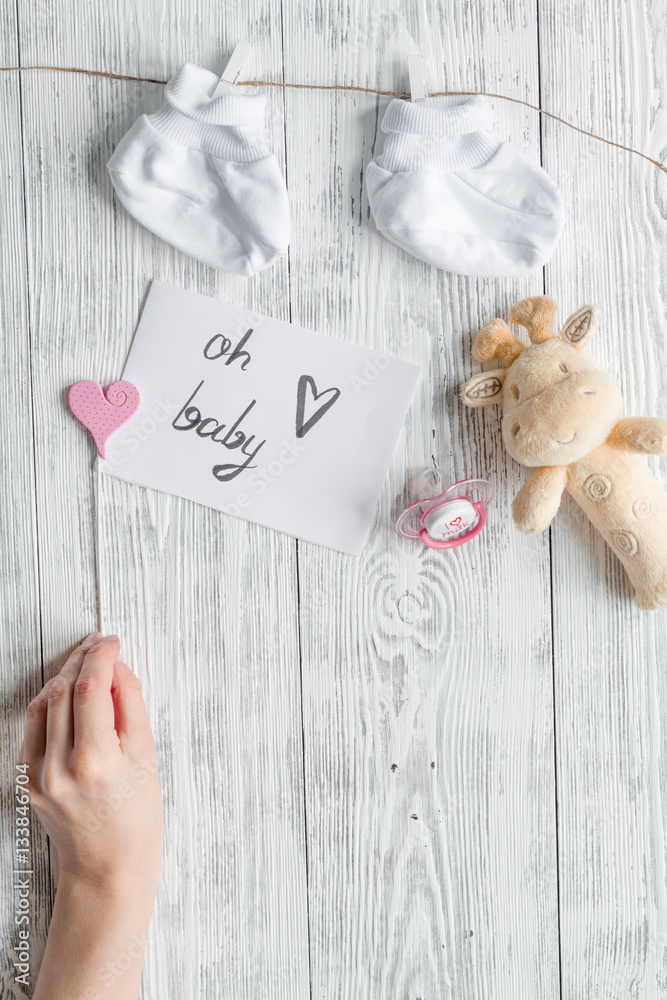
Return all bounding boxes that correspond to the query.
[21,632,163,1000]
[20,631,163,894]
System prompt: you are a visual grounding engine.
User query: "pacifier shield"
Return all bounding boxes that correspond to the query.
[423,497,477,541]
[395,475,494,544]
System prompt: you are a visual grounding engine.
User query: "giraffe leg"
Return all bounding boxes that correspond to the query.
[607,417,667,455]
[512,466,567,533]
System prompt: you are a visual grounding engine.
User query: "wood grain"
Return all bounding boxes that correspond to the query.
[0,4,51,997]
[12,0,309,997]
[1,0,666,998]
[283,1,559,997]
[539,0,667,997]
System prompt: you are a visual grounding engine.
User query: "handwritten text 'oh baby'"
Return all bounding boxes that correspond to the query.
[171,329,262,483]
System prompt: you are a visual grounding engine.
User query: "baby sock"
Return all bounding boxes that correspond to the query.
[365,95,564,277]
[108,63,290,276]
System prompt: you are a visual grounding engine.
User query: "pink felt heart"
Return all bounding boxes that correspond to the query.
[69,380,141,458]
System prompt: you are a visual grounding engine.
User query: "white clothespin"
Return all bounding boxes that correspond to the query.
[212,40,252,98]
[408,54,428,103]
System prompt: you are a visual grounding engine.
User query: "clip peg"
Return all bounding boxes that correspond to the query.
[408,55,428,103]
[212,40,252,98]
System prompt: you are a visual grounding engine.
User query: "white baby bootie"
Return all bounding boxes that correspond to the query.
[365,95,564,277]
[108,63,290,276]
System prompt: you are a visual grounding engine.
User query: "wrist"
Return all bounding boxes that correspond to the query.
[56,861,160,915]
[34,863,156,1000]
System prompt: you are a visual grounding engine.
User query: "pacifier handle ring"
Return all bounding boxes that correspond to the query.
[419,502,487,550]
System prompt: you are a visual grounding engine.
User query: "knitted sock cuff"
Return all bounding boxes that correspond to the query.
[382,94,492,136]
[145,63,270,162]
[378,95,499,173]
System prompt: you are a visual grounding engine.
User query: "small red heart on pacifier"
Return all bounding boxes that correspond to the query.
[450,516,463,527]
[69,380,141,458]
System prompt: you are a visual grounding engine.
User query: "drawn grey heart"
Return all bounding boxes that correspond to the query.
[295,375,341,439]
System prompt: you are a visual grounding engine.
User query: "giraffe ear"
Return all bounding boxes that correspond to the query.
[461,368,506,407]
[472,319,524,365]
[559,305,600,349]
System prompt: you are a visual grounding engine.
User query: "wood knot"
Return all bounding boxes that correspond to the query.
[397,594,421,623]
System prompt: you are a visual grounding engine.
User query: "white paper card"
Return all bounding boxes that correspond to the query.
[101,281,420,554]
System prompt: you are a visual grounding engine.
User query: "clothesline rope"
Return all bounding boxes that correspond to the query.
[1,64,665,175]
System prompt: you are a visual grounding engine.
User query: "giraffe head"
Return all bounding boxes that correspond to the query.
[461,297,624,468]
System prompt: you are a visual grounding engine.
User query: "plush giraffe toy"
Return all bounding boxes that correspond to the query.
[461,296,667,610]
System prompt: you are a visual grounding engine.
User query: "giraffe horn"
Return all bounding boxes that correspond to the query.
[509,296,558,344]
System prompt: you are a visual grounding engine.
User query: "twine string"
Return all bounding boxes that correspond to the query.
[0,64,665,175]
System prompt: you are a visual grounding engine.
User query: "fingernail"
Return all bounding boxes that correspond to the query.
[85,633,119,653]
[81,631,102,648]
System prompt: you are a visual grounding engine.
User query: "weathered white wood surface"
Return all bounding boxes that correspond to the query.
[285,3,558,998]
[9,2,309,998]
[0,1,665,998]
[0,5,51,998]
[540,2,667,997]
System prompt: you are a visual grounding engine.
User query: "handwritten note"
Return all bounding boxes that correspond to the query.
[100,281,420,554]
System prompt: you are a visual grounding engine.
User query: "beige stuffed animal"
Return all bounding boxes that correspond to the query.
[461,296,667,610]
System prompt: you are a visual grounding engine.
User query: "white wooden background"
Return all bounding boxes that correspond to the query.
[1,1,666,998]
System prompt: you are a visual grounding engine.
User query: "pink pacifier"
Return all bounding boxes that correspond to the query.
[396,469,494,549]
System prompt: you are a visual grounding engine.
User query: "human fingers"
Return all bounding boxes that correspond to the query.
[111,659,154,752]
[19,688,50,765]
[58,631,103,684]
[42,633,103,763]
[72,635,119,751]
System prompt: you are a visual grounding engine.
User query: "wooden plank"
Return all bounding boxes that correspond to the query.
[15,2,310,997]
[283,2,560,997]
[0,10,51,998]
[539,0,667,995]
